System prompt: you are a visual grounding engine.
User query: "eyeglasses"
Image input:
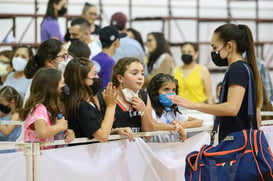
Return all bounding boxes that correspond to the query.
[56,54,70,62]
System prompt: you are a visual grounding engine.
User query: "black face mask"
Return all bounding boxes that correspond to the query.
[70,38,79,43]
[0,104,11,114]
[58,6,67,16]
[90,78,102,96]
[181,54,193,65]
[211,44,228,67]
[61,85,70,96]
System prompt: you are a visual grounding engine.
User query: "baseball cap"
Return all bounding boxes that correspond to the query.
[110,12,127,29]
[99,26,120,46]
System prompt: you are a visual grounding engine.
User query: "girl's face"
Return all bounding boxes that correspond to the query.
[14,47,30,61]
[120,62,144,92]
[0,97,12,117]
[146,34,157,53]
[211,33,229,58]
[0,55,13,73]
[158,81,176,95]
[53,46,69,69]
[181,44,197,61]
[85,65,98,86]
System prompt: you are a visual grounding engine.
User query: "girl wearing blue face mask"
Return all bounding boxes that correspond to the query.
[147,73,203,142]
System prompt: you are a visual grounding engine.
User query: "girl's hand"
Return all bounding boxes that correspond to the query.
[64,129,75,143]
[56,116,68,131]
[177,125,187,142]
[115,127,134,142]
[103,82,118,107]
[167,95,195,109]
[131,97,146,113]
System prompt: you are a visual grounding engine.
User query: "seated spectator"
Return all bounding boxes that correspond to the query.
[110,12,148,75]
[41,0,67,42]
[64,2,100,42]
[20,68,74,144]
[144,32,175,87]
[63,57,134,142]
[67,17,101,59]
[0,86,23,153]
[147,73,203,142]
[24,39,69,105]
[1,45,33,98]
[92,26,120,88]
[96,57,187,141]
[0,50,14,86]
[173,42,213,104]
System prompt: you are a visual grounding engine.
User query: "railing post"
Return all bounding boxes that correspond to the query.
[25,143,33,181]
[33,143,40,181]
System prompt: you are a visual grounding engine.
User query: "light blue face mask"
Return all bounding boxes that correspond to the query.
[158,92,175,109]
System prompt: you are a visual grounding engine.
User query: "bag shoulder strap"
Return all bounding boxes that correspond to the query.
[211,63,255,145]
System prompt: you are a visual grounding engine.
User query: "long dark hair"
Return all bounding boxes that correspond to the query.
[24,39,62,79]
[64,57,94,120]
[147,32,171,73]
[20,68,62,124]
[44,0,61,19]
[127,28,145,51]
[214,24,263,108]
[147,73,179,117]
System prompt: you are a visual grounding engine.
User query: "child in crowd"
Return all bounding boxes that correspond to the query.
[64,57,134,142]
[0,50,14,86]
[97,57,187,141]
[147,73,203,142]
[1,45,33,98]
[20,68,74,144]
[0,86,23,144]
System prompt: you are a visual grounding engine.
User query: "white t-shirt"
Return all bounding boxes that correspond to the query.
[149,108,188,143]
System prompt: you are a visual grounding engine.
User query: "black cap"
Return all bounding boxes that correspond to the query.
[99,26,120,46]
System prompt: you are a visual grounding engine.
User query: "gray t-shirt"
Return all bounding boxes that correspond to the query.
[1,72,31,98]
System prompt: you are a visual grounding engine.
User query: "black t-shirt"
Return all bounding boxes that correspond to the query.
[97,89,148,133]
[68,100,102,139]
[218,61,257,141]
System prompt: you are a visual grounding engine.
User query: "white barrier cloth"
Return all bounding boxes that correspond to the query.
[40,131,210,181]
[0,151,26,181]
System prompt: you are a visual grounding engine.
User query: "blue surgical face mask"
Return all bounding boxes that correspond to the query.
[158,92,175,108]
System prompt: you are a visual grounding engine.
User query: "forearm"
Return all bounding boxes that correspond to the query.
[140,112,156,132]
[0,125,16,136]
[193,102,239,117]
[36,124,64,139]
[96,105,116,141]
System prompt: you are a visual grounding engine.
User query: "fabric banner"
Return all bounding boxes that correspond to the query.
[0,151,26,181]
[40,131,210,181]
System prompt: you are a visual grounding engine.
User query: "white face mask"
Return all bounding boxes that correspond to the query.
[57,59,69,73]
[0,62,9,76]
[121,87,138,103]
[12,57,27,72]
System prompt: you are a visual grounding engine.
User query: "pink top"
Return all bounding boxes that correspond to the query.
[24,104,54,142]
